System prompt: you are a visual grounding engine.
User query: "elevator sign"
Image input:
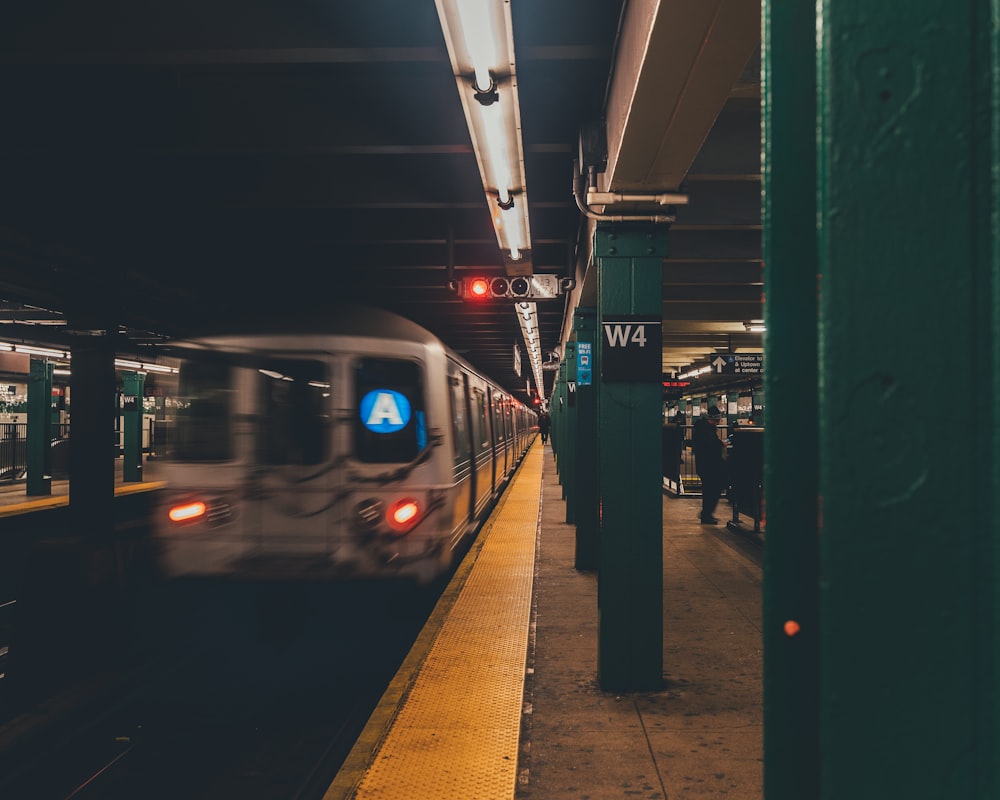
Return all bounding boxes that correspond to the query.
[601,316,661,382]
[711,353,764,375]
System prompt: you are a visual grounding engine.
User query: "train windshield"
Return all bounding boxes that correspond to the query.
[353,358,426,463]
[258,359,329,465]
[172,361,235,461]
[170,355,329,465]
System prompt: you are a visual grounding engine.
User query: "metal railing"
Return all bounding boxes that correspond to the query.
[0,420,163,483]
[664,423,766,534]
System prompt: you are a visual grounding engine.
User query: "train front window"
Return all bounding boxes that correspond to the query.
[173,362,235,461]
[354,358,426,463]
[259,359,329,465]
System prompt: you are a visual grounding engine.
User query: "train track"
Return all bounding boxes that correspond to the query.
[0,578,445,800]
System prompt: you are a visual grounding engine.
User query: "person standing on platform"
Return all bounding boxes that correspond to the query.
[538,412,550,444]
[692,405,726,524]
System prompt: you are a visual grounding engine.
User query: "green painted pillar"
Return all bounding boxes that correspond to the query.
[27,359,53,497]
[121,371,144,482]
[752,388,764,425]
[596,223,665,691]
[816,1,999,798]
[762,2,820,798]
[574,307,600,570]
[556,358,567,487]
[563,341,578,524]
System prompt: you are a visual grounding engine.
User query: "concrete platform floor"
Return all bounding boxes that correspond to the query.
[517,445,763,800]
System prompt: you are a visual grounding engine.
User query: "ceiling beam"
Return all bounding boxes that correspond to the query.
[603,0,760,191]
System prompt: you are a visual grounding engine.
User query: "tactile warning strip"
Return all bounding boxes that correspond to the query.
[351,443,542,800]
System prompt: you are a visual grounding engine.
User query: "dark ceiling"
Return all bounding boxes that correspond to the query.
[0,1,762,403]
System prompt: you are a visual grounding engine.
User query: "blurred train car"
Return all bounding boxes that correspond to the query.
[149,306,537,585]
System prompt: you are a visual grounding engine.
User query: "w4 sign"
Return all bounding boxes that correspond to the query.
[601,316,662,382]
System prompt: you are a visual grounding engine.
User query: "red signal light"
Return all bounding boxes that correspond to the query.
[469,278,489,298]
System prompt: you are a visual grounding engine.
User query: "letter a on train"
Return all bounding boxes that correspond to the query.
[361,389,411,433]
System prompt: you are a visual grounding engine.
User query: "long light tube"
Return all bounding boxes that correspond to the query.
[436,0,532,262]
[480,103,513,204]
[516,302,544,401]
[10,343,67,358]
[0,340,177,373]
[456,0,497,92]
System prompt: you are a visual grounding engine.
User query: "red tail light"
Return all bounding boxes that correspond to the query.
[386,498,420,534]
[168,501,208,523]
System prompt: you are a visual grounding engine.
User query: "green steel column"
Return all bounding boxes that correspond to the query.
[596,224,665,691]
[574,307,600,570]
[121,371,144,482]
[26,359,53,497]
[817,1,998,798]
[762,1,819,798]
[563,341,578,524]
[556,359,567,486]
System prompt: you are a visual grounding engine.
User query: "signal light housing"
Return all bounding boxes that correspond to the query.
[457,274,573,301]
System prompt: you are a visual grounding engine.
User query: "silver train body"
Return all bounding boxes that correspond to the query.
[150,307,537,584]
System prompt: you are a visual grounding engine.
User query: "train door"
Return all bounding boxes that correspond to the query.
[243,357,336,560]
[486,387,499,492]
[470,384,493,515]
[449,367,475,533]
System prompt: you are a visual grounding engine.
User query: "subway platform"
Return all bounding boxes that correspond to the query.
[328,439,763,800]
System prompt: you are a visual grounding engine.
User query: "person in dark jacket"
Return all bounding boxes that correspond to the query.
[692,405,727,524]
[538,412,550,444]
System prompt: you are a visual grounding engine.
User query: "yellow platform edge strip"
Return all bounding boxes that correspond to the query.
[0,481,165,518]
[326,440,543,800]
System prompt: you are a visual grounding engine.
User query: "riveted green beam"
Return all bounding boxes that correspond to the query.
[596,223,665,691]
[762,1,820,798]
[817,1,999,797]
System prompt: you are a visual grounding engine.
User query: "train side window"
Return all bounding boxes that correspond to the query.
[472,389,489,455]
[354,358,427,463]
[171,362,235,461]
[258,359,329,465]
[450,373,470,467]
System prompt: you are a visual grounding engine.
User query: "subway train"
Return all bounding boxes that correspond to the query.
[149,306,537,585]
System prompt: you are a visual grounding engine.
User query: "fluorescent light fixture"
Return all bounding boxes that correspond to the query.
[515,301,544,399]
[436,0,531,262]
[114,358,178,374]
[677,365,713,380]
[744,322,766,332]
[11,344,68,358]
[455,0,498,93]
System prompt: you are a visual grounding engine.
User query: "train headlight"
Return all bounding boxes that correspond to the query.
[168,501,207,523]
[386,498,420,535]
[167,497,233,527]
